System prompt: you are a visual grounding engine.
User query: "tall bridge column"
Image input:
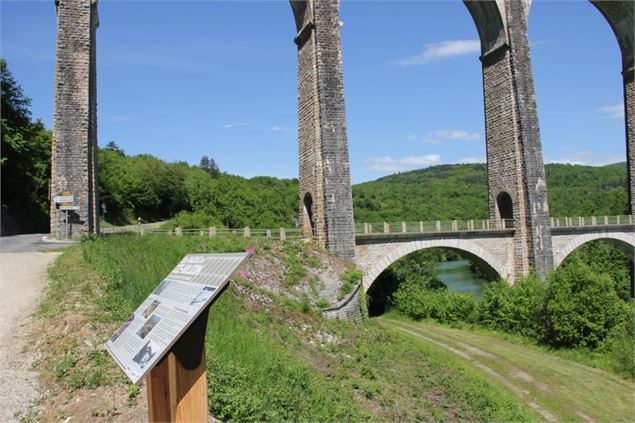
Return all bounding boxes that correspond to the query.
[291,0,356,259]
[50,0,99,237]
[466,0,553,280]
[591,1,634,216]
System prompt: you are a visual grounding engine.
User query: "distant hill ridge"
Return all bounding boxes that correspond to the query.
[352,162,629,222]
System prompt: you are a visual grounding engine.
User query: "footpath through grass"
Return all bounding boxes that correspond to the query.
[34,234,543,421]
[380,313,635,422]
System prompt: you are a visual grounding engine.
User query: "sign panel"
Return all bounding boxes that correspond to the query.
[105,253,248,385]
[60,205,80,211]
[53,195,74,203]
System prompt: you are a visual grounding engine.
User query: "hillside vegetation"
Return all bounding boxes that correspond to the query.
[31,235,544,422]
[99,150,629,229]
[353,162,629,222]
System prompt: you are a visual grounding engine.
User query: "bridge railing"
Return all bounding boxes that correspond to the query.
[136,227,303,241]
[354,218,515,236]
[550,215,633,228]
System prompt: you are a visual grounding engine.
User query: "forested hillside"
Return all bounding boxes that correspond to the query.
[98,154,629,229]
[353,163,629,222]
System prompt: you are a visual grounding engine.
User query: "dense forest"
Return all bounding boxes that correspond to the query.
[353,162,629,222]
[0,59,52,235]
[1,58,630,234]
[97,152,629,229]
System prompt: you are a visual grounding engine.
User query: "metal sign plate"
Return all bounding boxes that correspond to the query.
[53,195,74,203]
[60,205,80,211]
[105,252,249,384]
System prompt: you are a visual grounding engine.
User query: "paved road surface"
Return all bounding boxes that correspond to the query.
[0,233,76,253]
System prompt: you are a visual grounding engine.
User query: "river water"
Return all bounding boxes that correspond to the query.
[435,259,489,298]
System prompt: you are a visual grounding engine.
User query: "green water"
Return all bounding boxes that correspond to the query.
[435,260,489,298]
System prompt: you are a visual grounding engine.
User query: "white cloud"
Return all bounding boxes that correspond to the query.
[456,157,485,164]
[224,122,249,129]
[395,40,480,66]
[364,154,441,172]
[419,129,480,144]
[596,103,624,119]
[270,126,292,131]
[431,130,480,141]
[548,150,624,166]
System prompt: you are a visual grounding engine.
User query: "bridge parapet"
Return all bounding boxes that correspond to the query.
[354,215,632,240]
[355,219,514,237]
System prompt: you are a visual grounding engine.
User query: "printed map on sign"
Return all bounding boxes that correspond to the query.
[105,253,249,384]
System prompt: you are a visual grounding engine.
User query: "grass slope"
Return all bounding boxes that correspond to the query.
[34,235,539,422]
[380,313,635,422]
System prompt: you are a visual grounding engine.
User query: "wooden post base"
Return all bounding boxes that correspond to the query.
[147,348,208,422]
[147,307,210,422]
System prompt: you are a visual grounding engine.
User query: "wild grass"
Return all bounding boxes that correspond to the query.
[40,234,542,421]
[382,314,635,422]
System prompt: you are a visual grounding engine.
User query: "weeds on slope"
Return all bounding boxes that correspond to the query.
[35,234,539,422]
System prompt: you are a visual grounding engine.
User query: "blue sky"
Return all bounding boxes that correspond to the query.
[1,0,627,183]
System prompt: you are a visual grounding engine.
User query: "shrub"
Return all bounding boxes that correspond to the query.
[542,261,626,348]
[476,280,513,328]
[391,279,432,320]
[601,301,635,379]
[476,276,544,338]
[445,292,478,323]
[163,211,223,230]
[392,278,476,323]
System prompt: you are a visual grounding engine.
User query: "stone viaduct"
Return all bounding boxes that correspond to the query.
[354,219,635,291]
[51,1,634,283]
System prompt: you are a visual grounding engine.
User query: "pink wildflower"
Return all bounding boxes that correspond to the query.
[245,246,256,254]
[238,269,249,280]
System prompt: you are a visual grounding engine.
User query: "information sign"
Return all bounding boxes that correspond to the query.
[60,205,80,211]
[53,195,74,203]
[106,252,249,384]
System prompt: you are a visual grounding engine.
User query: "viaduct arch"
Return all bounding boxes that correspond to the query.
[358,239,509,293]
[50,0,634,280]
[356,229,635,293]
[553,232,635,269]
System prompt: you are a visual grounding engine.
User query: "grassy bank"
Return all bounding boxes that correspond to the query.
[380,314,635,422]
[34,234,540,421]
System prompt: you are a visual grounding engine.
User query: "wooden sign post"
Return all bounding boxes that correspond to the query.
[147,307,210,422]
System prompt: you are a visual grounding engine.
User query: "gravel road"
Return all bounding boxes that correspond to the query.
[0,250,62,421]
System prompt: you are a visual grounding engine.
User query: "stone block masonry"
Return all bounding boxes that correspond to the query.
[50,0,99,238]
[293,0,356,260]
[477,0,553,280]
[590,1,634,215]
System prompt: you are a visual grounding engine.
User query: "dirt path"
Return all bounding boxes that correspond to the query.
[0,252,61,422]
[380,317,635,423]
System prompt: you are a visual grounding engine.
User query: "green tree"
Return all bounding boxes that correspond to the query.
[199,155,220,178]
[543,261,626,348]
[1,58,52,234]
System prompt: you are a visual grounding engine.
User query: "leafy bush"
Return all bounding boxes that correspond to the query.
[444,291,478,323]
[163,210,223,229]
[477,276,545,338]
[543,261,626,348]
[391,279,432,320]
[600,301,635,379]
[392,280,476,323]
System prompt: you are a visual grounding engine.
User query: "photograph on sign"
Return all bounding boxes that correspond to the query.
[105,253,249,384]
